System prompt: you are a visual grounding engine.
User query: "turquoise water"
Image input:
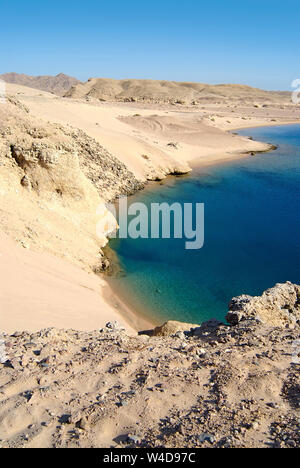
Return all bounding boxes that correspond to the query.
[109,125,300,325]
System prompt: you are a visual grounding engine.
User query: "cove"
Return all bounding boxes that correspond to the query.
[108,125,300,325]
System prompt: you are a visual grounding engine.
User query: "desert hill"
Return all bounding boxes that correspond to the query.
[65,77,289,105]
[0,72,80,96]
[1,74,290,104]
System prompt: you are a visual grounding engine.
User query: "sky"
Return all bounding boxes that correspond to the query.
[0,0,299,90]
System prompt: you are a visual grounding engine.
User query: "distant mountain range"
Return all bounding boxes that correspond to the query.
[0,73,290,104]
[0,72,81,96]
[65,77,289,104]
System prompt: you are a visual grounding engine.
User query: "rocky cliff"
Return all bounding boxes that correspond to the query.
[227,282,300,328]
[0,96,142,271]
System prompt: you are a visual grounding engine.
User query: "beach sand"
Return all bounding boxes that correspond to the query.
[0,231,142,334]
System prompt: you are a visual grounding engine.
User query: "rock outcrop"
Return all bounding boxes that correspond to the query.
[0,96,142,270]
[152,320,200,337]
[226,282,300,328]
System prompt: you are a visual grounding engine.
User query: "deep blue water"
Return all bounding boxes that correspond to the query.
[109,125,300,325]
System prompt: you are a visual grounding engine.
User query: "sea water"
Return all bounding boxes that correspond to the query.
[109,125,300,325]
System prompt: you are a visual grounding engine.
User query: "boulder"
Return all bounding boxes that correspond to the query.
[153,320,200,337]
[227,282,300,327]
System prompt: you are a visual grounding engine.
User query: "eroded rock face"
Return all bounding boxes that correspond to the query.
[10,144,60,170]
[3,104,143,202]
[226,282,300,327]
[0,97,142,270]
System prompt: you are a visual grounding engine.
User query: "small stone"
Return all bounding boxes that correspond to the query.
[20,175,31,188]
[9,358,22,369]
[198,433,215,444]
[287,439,296,447]
[24,342,37,349]
[21,355,30,366]
[127,434,140,444]
[40,363,50,368]
[106,321,124,331]
[266,402,278,409]
[175,331,185,340]
[11,331,23,337]
[77,417,88,430]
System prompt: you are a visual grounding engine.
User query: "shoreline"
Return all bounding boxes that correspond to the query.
[227,119,300,131]
[104,278,159,331]
[101,244,161,330]
[2,85,299,335]
[102,120,300,332]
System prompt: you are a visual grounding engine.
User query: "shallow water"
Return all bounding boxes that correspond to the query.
[109,125,300,325]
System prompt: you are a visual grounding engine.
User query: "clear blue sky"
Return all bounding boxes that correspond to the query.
[0,0,299,90]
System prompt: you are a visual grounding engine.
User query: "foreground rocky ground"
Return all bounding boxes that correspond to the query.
[0,283,299,448]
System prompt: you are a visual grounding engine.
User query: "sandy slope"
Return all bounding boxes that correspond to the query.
[0,95,145,334]
[0,231,137,334]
